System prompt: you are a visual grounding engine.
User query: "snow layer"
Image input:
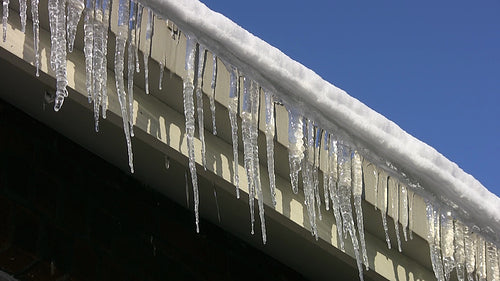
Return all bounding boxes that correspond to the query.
[133,0,500,240]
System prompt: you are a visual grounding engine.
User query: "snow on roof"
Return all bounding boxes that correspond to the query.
[141,0,500,241]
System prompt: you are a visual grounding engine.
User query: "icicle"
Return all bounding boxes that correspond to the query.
[195,44,207,169]
[91,0,104,131]
[441,212,455,281]
[209,54,217,135]
[400,184,409,241]
[66,0,84,52]
[241,77,265,243]
[390,179,402,252]
[143,8,153,94]
[134,3,142,72]
[313,126,322,221]
[329,137,344,251]
[183,36,199,232]
[464,226,476,281]
[264,90,277,207]
[486,242,499,281]
[323,133,330,211]
[408,189,415,240]
[379,174,391,249]
[100,0,110,119]
[2,0,8,42]
[158,62,164,90]
[426,202,445,281]
[225,64,240,198]
[302,119,318,238]
[373,167,379,210]
[476,235,486,281]
[19,0,27,32]
[31,0,40,76]
[455,221,466,281]
[114,0,134,173]
[353,151,369,270]
[127,0,136,135]
[83,0,94,102]
[338,144,364,281]
[287,107,304,194]
[48,0,68,111]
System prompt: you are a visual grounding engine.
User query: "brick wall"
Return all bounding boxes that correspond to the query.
[0,98,306,281]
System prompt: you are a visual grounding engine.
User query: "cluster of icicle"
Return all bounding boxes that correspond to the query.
[426,204,499,281]
[3,1,500,281]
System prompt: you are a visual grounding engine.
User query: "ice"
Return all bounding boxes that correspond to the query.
[127,0,137,135]
[353,151,369,270]
[390,180,402,252]
[476,235,486,281]
[313,126,322,221]
[486,242,499,281]
[183,35,199,232]
[143,8,153,94]
[209,54,217,135]
[441,212,455,281]
[264,90,277,207]
[91,0,105,130]
[158,62,164,90]
[2,0,8,42]
[337,143,364,281]
[114,0,134,173]
[323,133,330,211]
[134,3,142,72]
[287,106,304,194]
[100,0,110,119]
[328,136,345,251]
[19,0,26,32]
[83,0,94,102]
[454,221,466,281]
[225,64,240,198]
[379,174,392,249]
[195,44,207,169]
[464,226,476,281]
[400,184,408,241]
[303,119,318,238]
[373,166,379,210]
[408,189,415,240]
[426,202,445,281]
[30,0,40,76]
[66,0,84,52]
[48,0,68,111]
[241,77,266,243]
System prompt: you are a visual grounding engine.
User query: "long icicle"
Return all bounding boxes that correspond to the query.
[426,202,445,281]
[390,179,402,252]
[143,8,153,94]
[127,0,137,135]
[100,0,110,119]
[242,76,256,235]
[264,90,277,207]
[30,0,40,76]
[441,211,455,281]
[303,119,318,238]
[379,174,391,249]
[353,151,369,270]
[48,0,68,111]
[2,0,8,42]
[195,44,207,169]
[329,137,345,251]
[91,0,104,131]
[209,54,217,135]
[226,64,240,198]
[323,132,330,211]
[464,226,476,281]
[83,0,94,102]
[400,184,409,241]
[114,0,133,173]
[19,0,27,32]
[313,125,322,221]
[454,220,466,281]
[183,36,199,232]
[287,106,304,194]
[66,0,84,52]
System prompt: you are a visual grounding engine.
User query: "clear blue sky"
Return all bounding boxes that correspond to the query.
[201,0,500,196]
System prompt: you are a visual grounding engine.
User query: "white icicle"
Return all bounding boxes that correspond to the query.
[486,242,499,281]
[426,202,445,281]
[400,184,409,241]
[83,0,94,102]
[195,44,207,169]
[2,0,8,42]
[134,3,142,72]
[323,132,330,211]
[31,0,40,76]
[329,137,345,251]
[100,0,110,119]
[303,119,318,238]
[464,226,476,281]
[353,151,369,270]
[183,36,199,232]
[390,179,402,252]
[338,143,364,281]
[476,235,486,281]
[143,8,153,94]
[441,212,455,281]
[127,0,136,135]
[287,107,304,194]
[225,64,240,198]
[91,0,104,131]
[379,174,391,249]
[114,0,133,173]
[454,221,466,281]
[373,166,379,210]
[66,0,84,52]
[313,126,322,221]
[158,61,164,90]
[19,0,27,32]
[209,54,217,135]
[264,90,277,207]
[48,0,68,111]
[408,189,415,240]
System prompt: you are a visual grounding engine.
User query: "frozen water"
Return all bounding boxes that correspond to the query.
[353,151,369,270]
[400,185,409,241]
[379,175,391,249]
[287,106,304,194]
[390,180,402,252]
[328,136,344,251]
[209,54,217,135]
[195,44,207,169]
[83,0,94,102]
[426,202,445,281]
[476,235,486,281]
[66,0,84,52]
[30,0,40,76]
[454,221,466,281]
[225,63,240,198]
[323,132,330,211]
[408,189,414,240]
[158,62,164,90]
[143,8,153,94]
[2,0,8,42]
[303,119,318,238]
[441,212,455,281]
[486,242,499,281]
[19,0,26,32]
[264,90,277,207]
[464,226,476,281]
[48,0,68,111]
[127,0,137,135]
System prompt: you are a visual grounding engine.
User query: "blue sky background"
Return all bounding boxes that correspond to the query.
[201,0,500,196]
